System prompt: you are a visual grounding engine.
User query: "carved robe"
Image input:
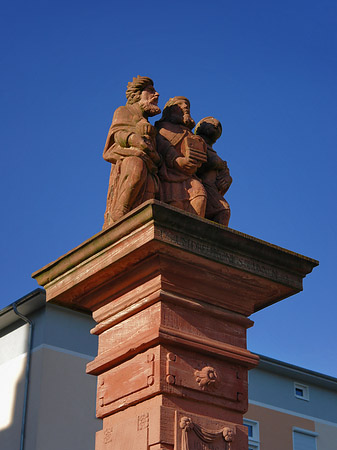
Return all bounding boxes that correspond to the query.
[156,121,207,209]
[103,103,160,228]
[197,146,232,225]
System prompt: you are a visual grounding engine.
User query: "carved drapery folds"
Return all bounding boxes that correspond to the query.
[103,77,232,228]
[180,416,235,450]
[102,76,161,229]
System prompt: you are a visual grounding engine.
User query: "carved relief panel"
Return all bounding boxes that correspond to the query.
[95,344,248,418]
[175,412,248,450]
[164,349,247,412]
[96,411,149,450]
[97,347,159,417]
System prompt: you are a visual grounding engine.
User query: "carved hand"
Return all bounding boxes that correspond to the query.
[216,169,232,194]
[174,156,198,175]
[128,133,150,152]
[216,177,230,194]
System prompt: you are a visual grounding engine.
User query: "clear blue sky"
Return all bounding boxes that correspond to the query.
[1,1,336,377]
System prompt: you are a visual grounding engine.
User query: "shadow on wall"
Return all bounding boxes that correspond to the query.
[0,323,28,449]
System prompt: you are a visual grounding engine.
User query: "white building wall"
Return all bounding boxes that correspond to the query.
[0,298,101,450]
[24,346,100,450]
[0,323,29,448]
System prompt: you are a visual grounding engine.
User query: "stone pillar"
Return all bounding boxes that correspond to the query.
[32,200,318,450]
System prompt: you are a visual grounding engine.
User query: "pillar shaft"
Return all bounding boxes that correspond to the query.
[33,200,318,450]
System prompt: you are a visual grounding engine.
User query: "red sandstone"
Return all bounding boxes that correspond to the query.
[32,201,318,450]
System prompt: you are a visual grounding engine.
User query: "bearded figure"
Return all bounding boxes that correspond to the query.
[155,97,207,217]
[102,76,161,228]
[195,117,232,226]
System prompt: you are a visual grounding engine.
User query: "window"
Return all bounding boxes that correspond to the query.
[294,382,309,401]
[243,419,260,450]
[293,427,318,450]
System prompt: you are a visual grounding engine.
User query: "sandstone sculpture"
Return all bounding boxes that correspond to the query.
[102,76,161,229]
[195,117,232,226]
[155,96,207,217]
[102,79,232,227]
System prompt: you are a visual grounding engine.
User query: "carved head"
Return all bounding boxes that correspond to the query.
[179,416,193,431]
[223,427,234,442]
[160,96,195,129]
[195,117,222,145]
[126,75,160,117]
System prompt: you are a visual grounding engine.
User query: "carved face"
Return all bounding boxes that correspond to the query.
[223,427,234,442]
[170,100,195,129]
[195,117,222,145]
[139,85,161,117]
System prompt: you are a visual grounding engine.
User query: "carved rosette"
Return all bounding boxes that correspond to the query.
[195,366,218,389]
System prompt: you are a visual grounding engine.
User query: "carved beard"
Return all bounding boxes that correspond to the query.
[139,99,161,117]
[182,114,195,130]
[168,110,196,129]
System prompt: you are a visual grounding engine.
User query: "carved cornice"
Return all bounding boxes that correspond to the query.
[32,200,318,313]
[87,324,259,376]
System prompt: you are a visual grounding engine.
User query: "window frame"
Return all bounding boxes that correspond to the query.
[293,427,318,450]
[243,419,260,450]
[294,382,310,401]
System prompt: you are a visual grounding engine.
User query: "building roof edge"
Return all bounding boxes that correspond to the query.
[0,289,46,330]
[257,353,337,389]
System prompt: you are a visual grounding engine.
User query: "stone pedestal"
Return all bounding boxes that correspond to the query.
[32,200,318,450]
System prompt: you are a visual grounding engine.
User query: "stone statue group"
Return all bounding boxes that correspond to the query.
[102,76,232,229]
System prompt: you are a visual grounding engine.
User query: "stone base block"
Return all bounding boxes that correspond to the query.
[95,397,248,450]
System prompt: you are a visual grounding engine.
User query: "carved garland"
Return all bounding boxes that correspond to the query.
[180,416,234,450]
